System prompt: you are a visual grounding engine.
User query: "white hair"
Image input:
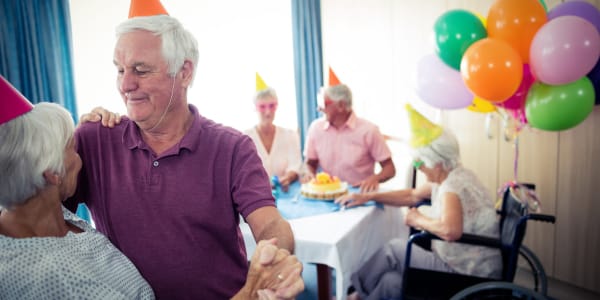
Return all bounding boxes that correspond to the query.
[254,87,278,103]
[323,84,352,107]
[412,129,460,171]
[0,103,74,209]
[116,15,199,84]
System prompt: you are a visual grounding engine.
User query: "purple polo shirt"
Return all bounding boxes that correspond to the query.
[67,105,275,299]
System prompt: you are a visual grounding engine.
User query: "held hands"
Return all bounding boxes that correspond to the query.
[239,238,304,300]
[78,106,121,128]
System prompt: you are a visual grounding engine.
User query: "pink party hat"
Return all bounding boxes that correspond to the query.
[129,0,169,18]
[0,76,33,125]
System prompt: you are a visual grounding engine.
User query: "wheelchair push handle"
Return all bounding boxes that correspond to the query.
[527,213,556,224]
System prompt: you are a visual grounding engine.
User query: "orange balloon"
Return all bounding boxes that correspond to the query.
[461,38,523,102]
[487,0,547,63]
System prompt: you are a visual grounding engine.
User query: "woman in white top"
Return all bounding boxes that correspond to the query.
[245,87,302,192]
[335,105,502,300]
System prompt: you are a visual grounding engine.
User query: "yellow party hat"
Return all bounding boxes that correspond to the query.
[406,104,443,148]
[256,72,268,91]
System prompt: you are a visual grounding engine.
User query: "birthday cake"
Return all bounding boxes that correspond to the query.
[300,172,348,200]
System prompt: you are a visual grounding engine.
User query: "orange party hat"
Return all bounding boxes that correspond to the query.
[328,66,341,86]
[128,0,169,18]
[256,72,268,91]
[0,76,33,125]
[406,104,443,148]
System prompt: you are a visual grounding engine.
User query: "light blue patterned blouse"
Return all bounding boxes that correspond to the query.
[0,207,154,299]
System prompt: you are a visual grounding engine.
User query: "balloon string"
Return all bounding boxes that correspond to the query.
[513,135,519,182]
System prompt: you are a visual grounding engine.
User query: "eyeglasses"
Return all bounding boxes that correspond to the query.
[412,160,424,169]
[256,102,278,112]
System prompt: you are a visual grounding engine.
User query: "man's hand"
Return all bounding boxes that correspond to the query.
[79,106,122,128]
[357,175,380,192]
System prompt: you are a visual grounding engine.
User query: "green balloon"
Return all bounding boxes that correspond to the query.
[525,77,595,131]
[539,0,548,12]
[434,9,487,70]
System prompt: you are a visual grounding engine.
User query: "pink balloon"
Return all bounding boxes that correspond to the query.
[497,64,535,110]
[416,53,473,109]
[530,16,600,85]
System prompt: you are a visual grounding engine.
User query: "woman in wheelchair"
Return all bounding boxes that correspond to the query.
[335,104,502,300]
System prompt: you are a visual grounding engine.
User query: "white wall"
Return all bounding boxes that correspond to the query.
[69,0,297,132]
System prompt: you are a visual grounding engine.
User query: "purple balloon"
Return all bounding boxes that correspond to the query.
[548,1,600,34]
[530,16,600,85]
[416,53,473,109]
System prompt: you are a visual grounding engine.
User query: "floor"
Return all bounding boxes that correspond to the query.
[297,263,600,300]
[513,268,600,300]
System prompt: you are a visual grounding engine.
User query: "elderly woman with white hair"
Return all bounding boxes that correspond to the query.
[0,78,155,299]
[335,105,502,300]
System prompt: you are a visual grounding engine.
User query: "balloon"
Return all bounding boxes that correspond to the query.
[525,77,595,131]
[539,0,548,12]
[460,38,523,102]
[467,96,496,113]
[548,1,600,34]
[474,12,487,28]
[497,64,535,111]
[487,0,547,63]
[434,9,487,70]
[416,54,473,109]
[530,16,600,85]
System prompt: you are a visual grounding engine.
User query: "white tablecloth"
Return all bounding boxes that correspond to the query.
[240,204,407,299]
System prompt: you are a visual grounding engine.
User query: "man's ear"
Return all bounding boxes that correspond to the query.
[179,60,194,87]
[43,170,61,186]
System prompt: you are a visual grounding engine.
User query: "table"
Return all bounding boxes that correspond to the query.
[240,182,408,300]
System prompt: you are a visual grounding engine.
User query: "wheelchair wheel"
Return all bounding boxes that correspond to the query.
[518,245,548,296]
[450,281,549,300]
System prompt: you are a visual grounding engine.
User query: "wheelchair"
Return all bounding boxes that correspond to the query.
[399,182,555,300]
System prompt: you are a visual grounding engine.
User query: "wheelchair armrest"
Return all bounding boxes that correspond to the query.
[409,231,502,249]
[411,198,431,208]
[527,214,556,224]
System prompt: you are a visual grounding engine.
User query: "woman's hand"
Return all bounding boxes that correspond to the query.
[78,106,121,128]
[335,193,368,208]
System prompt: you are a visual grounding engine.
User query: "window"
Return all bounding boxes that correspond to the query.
[70,0,297,132]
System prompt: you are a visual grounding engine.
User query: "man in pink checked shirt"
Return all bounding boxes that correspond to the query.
[302,82,396,192]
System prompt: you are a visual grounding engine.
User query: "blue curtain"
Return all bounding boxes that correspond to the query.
[0,0,77,117]
[291,0,323,149]
[0,0,90,222]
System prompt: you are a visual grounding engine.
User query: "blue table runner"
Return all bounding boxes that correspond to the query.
[274,181,380,220]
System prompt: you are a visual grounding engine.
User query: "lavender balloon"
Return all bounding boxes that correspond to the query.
[416,53,473,109]
[530,16,600,85]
